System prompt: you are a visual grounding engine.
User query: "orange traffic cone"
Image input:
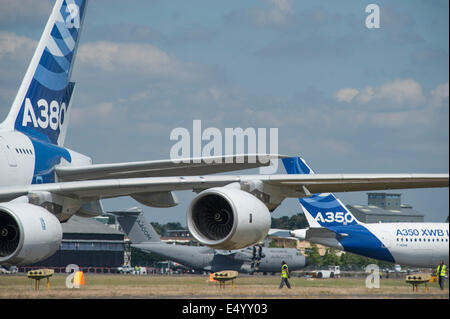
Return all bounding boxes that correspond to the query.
[73,271,85,288]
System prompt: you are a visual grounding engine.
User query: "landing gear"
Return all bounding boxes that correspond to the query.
[250,244,264,273]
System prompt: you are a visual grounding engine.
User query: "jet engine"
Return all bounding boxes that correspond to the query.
[187,187,271,250]
[0,202,62,266]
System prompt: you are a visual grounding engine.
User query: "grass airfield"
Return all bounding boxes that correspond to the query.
[0,274,448,299]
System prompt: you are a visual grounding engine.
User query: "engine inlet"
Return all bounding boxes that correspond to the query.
[191,194,234,241]
[0,210,20,258]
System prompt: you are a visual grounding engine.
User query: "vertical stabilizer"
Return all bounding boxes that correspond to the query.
[111,208,162,244]
[282,157,360,228]
[1,0,88,147]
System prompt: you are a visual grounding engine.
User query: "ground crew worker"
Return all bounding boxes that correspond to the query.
[279,260,291,289]
[437,260,447,290]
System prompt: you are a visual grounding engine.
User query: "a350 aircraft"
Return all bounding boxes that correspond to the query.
[278,157,449,268]
[0,0,448,267]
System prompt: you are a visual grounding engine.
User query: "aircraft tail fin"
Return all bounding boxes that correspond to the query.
[110,208,161,244]
[282,157,360,228]
[1,0,88,147]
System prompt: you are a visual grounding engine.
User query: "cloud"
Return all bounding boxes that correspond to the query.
[0,31,37,57]
[334,78,426,107]
[334,88,359,103]
[226,0,295,29]
[429,83,449,108]
[0,0,51,28]
[332,80,449,129]
[70,102,116,126]
[78,41,199,81]
[376,78,426,106]
[368,110,433,128]
[0,32,38,118]
[249,0,295,27]
[74,41,220,93]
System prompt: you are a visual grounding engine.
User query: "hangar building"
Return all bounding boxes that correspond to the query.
[347,193,424,223]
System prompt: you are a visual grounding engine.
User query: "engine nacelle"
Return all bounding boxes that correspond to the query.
[187,187,271,250]
[0,203,62,266]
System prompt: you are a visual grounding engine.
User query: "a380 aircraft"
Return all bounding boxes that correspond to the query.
[278,157,449,268]
[0,0,448,267]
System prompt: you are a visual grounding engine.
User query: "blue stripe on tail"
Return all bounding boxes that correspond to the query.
[282,157,358,227]
[14,0,87,146]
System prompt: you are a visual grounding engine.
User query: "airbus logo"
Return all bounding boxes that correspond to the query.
[314,211,355,224]
[22,98,67,131]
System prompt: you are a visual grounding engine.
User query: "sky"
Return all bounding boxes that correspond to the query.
[0,0,448,224]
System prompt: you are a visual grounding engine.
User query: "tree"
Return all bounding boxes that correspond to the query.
[306,243,321,267]
[321,248,340,267]
[150,221,186,237]
[271,213,308,229]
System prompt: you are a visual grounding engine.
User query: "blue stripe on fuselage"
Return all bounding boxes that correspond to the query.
[329,224,395,263]
[21,127,71,183]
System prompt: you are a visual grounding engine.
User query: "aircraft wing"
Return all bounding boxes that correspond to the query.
[270,173,449,194]
[55,154,282,181]
[0,173,447,202]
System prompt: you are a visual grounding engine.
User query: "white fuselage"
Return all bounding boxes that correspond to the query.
[0,130,91,188]
[0,131,35,187]
[307,222,449,268]
[367,223,449,268]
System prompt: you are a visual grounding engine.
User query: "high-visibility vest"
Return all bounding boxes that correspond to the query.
[281,264,288,278]
[437,264,447,277]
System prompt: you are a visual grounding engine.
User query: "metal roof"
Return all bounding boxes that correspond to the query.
[347,205,424,217]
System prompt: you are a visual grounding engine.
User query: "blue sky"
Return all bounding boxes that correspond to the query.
[0,0,448,223]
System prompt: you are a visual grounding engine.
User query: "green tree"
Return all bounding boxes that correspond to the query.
[150,221,186,237]
[150,222,164,236]
[306,243,321,267]
[321,248,340,267]
[271,213,308,229]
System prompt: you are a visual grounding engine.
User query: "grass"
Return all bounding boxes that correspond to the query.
[0,274,448,299]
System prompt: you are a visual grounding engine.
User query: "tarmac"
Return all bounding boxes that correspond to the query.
[0,273,448,299]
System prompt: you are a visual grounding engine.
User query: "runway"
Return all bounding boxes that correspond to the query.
[0,274,448,299]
